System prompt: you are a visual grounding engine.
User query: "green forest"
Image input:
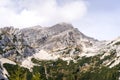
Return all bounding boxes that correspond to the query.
[3,55,120,80]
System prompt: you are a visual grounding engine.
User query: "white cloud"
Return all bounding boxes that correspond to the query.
[0,0,87,28]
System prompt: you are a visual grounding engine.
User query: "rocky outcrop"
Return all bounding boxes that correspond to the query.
[0,27,35,62]
[0,23,100,62]
[20,23,99,54]
[0,23,120,80]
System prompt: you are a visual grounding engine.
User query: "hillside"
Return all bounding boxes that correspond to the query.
[0,23,120,80]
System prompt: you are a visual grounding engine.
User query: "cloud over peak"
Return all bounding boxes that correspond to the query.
[0,0,87,28]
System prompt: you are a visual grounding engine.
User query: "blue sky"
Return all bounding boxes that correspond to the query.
[0,0,120,40]
[74,0,120,40]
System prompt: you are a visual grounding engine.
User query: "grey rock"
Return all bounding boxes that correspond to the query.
[0,23,99,62]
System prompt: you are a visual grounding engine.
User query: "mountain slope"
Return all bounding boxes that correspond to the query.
[0,23,120,80]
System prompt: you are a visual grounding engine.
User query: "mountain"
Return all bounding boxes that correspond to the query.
[0,23,120,80]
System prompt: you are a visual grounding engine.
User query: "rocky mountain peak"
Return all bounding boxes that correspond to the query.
[0,23,120,80]
[0,23,99,61]
[53,22,73,28]
[29,25,42,30]
[48,22,74,33]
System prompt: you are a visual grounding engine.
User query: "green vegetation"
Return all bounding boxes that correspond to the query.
[0,47,3,54]
[75,47,81,52]
[0,35,2,40]
[3,63,45,80]
[79,66,119,80]
[3,55,120,80]
[114,41,120,45]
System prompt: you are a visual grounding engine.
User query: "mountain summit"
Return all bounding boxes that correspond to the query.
[0,23,120,80]
[0,23,103,61]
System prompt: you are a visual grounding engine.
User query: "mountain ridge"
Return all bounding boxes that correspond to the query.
[0,23,120,80]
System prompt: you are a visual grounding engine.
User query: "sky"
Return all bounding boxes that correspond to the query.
[0,0,120,40]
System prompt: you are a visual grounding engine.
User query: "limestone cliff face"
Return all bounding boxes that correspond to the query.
[21,23,98,50]
[0,23,120,80]
[0,23,99,62]
[0,27,35,62]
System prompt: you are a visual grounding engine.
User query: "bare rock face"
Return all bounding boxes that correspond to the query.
[19,23,99,55]
[0,62,8,80]
[0,27,35,62]
[0,23,100,62]
[98,37,120,68]
[1,23,120,80]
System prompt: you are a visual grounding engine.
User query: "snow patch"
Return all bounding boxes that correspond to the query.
[0,58,16,79]
[0,58,16,65]
[33,50,59,60]
[81,44,99,57]
[100,53,110,59]
[21,57,36,70]
[61,57,73,61]
[80,52,96,57]
[109,57,120,68]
